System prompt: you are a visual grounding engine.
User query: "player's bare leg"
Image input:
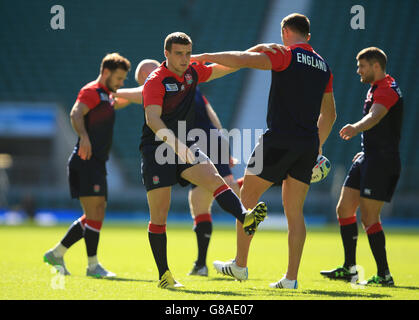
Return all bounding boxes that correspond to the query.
[235,173,273,268]
[359,197,383,227]
[147,187,171,226]
[181,162,227,193]
[281,175,309,281]
[182,162,266,231]
[223,174,240,197]
[336,187,360,220]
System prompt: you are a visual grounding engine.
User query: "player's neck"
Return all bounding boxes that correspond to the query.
[166,61,184,77]
[287,37,308,46]
[372,72,386,84]
[97,75,110,91]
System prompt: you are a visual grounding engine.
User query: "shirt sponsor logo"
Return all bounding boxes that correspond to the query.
[152,176,160,185]
[185,73,193,85]
[165,83,178,92]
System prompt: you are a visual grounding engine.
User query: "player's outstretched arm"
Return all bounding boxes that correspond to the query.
[246,43,286,54]
[339,103,388,140]
[318,92,337,149]
[114,97,132,109]
[114,86,144,105]
[192,51,272,72]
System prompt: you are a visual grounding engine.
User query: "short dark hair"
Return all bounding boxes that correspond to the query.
[100,53,131,74]
[281,13,310,37]
[356,47,387,71]
[164,32,192,52]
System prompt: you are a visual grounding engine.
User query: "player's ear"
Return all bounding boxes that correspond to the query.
[102,68,110,78]
[306,33,311,42]
[164,49,169,59]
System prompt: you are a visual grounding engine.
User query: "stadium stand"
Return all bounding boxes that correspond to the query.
[0,0,269,186]
[0,0,417,217]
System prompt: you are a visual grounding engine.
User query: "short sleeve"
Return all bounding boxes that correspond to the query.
[263,48,292,72]
[324,72,333,93]
[373,87,399,110]
[193,63,213,83]
[202,95,209,105]
[76,87,100,109]
[143,77,165,108]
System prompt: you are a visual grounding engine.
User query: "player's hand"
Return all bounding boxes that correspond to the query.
[247,43,286,54]
[352,152,364,162]
[339,124,359,140]
[190,54,208,64]
[229,156,238,168]
[177,142,196,164]
[78,135,92,160]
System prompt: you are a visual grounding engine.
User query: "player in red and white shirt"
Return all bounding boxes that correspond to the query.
[321,47,403,286]
[44,53,132,278]
[140,32,267,289]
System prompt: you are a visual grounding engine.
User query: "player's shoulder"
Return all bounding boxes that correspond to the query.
[144,65,167,87]
[374,75,400,94]
[80,81,100,91]
[190,62,209,74]
[77,81,101,99]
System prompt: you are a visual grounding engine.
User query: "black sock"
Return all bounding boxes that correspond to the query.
[367,224,389,277]
[84,226,100,257]
[340,223,358,269]
[148,231,169,279]
[214,185,246,223]
[61,219,84,248]
[194,221,212,266]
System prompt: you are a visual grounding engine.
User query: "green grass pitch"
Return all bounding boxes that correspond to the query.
[1,223,418,300]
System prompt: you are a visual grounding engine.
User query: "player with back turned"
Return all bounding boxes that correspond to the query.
[192,13,337,289]
[320,47,403,286]
[140,32,267,289]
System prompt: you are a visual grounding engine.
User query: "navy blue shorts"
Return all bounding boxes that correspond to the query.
[246,130,318,186]
[140,143,210,192]
[68,153,108,200]
[343,152,401,202]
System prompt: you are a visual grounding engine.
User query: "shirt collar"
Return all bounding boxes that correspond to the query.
[372,74,392,87]
[289,42,314,52]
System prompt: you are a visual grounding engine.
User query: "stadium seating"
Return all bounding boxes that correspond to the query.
[1,0,418,215]
[0,0,269,186]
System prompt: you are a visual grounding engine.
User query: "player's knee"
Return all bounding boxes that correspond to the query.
[336,202,353,219]
[360,214,379,229]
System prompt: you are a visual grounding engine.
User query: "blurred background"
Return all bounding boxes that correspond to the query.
[0,0,418,227]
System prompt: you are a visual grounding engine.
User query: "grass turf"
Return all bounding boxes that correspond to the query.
[1,223,418,300]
